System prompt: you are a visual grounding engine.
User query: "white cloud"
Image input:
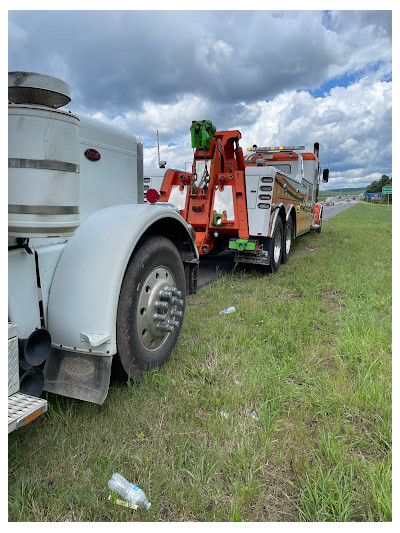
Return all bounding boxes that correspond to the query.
[324,171,384,190]
[8,10,392,111]
[143,133,194,172]
[195,39,233,73]
[12,10,390,186]
[236,76,391,185]
[323,10,392,80]
[133,95,209,135]
[96,94,209,138]
[93,71,391,187]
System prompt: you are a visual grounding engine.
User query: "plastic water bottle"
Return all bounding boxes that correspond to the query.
[108,473,151,510]
[219,306,235,315]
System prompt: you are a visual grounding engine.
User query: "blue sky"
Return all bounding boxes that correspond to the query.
[8,9,392,189]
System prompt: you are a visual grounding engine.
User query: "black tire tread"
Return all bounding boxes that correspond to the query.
[267,216,283,273]
[113,236,185,381]
[282,216,293,264]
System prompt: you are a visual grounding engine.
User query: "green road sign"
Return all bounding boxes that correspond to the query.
[382,186,392,194]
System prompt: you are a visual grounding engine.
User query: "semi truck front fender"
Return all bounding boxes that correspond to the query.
[47,203,198,357]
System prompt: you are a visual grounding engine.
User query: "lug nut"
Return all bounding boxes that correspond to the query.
[156,323,174,332]
[153,313,167,321]
[167,320,179,328]
[171,310,183,318]
[171,298,184,306]
[155,301,169,310]
[159,290,173,299]
[165,286,175,292]
[165,286,182,298]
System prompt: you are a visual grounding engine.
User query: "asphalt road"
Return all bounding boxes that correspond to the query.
[322,200,359,221]
[197,201,359,289]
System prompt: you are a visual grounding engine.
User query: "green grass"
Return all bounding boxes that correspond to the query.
[8,203,391,522]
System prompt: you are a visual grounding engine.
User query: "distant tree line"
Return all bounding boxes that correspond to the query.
[365,175,392,203]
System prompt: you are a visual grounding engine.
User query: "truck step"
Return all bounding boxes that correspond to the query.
[8,392,47,434]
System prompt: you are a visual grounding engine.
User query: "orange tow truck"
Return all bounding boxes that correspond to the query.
[155,120,329,272]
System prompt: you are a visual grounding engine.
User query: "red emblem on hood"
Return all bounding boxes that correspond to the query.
[84,148,101,161]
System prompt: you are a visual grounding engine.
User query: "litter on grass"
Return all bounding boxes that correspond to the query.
[108,495,138,510]
[219,306,235,315]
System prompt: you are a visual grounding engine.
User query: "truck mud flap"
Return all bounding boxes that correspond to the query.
[185,261,198,295]
[43,348,112,404]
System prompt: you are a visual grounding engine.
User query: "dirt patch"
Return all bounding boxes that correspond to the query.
[275,290,304,301]
[254,461,300,521]
[321,290,346,311]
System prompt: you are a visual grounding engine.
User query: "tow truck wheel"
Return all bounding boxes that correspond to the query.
[112,236,186,381]
[268,216,283,273]
[316,206,323,233]
[282,217,294,264]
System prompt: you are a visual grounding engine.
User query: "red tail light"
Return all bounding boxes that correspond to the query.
[145,189,160,204]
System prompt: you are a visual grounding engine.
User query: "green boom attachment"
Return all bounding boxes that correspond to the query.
[190,120,216,150]
[229,239,257,252]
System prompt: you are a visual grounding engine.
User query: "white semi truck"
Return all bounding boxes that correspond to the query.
[8,72,199,432]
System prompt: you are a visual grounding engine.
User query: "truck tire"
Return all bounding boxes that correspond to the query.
[282,216,293,264]
[267,216,283,273]
[317,207,323,233]
[112,236,186,381]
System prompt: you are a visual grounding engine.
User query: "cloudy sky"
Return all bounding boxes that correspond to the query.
[8,8,392,189]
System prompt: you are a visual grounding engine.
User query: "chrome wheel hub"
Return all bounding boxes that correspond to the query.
[274,226,282,263]
[285,228,292,255]
[137,266,184,351]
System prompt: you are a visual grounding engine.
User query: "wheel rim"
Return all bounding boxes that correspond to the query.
[285,225,292,255]
[274,226,282,263]
[137,266,184,351]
